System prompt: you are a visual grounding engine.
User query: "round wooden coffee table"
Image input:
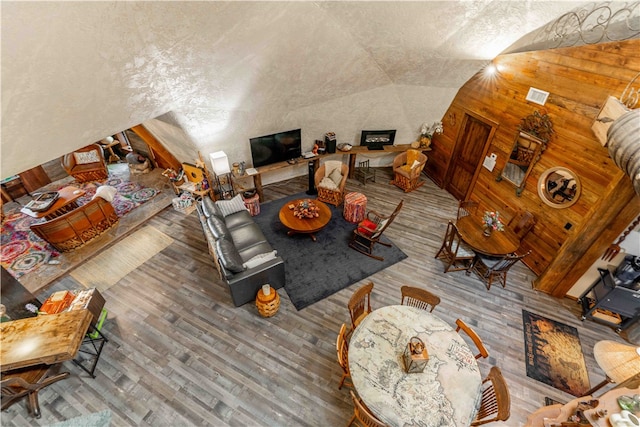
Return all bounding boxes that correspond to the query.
[278,199,332,242]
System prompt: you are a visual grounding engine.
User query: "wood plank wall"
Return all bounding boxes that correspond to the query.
[425,39,640,297]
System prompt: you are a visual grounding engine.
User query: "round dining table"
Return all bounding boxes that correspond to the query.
[456,215,520,256]
[348,305,482,427]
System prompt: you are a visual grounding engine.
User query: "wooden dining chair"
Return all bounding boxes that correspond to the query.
[457,200,479,219]
[348,390,388,427]
[348,282,374,333]
[469,251,531,290]
[1,364,70,418]
[400,285,441,312]
[471,366,511,425]
[336,323,352,389]
[507,210,536,240]
[455,319,489,359]
[435,220,476,272]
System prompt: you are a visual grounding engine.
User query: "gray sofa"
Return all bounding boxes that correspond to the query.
[196,195,285,306]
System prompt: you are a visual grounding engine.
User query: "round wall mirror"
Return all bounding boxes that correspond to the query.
[538,167,581,208]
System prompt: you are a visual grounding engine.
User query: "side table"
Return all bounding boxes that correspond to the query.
[343,192,367,223]
[256,285,280,317]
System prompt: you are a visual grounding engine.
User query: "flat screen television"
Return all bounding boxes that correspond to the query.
[360,130,396,150]
[250,129,302,168]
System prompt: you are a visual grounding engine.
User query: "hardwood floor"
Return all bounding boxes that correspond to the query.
[2,169,628,426]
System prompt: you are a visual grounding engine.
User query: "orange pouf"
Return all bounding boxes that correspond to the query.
[343,192,367,223]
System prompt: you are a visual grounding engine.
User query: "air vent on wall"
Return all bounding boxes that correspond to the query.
[526,87,549,105]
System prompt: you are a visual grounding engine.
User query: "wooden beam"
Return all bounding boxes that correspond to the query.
[130,125,182,172]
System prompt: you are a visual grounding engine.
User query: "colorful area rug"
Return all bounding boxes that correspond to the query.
[253,193,408,310]
[522,310,591,397]
[1,176,160,279]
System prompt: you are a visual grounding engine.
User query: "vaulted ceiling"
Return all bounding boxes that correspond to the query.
[1,1,592,178]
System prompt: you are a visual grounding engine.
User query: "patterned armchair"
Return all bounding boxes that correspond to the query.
[390,149,427,192]
[315,160,348,206]
[61,143,108,183]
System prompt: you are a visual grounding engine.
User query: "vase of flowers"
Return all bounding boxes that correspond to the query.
[418,121,444,148]
[482,211,504,236]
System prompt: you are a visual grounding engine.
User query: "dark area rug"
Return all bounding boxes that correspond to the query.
[522,310,590,397]
[253,193,408,310]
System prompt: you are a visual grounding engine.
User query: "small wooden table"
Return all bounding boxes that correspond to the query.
[278,199,332,242]
[20,186,85,220]
[456,215,520,256]
[0,310,92,372]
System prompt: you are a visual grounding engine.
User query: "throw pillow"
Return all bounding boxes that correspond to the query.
[91,185,117,202]
[329,167,343,187]
[216,194,247,217]
[207,215,229,240]
[406,149,420,165]
[242,250,278,269]
[215,238,245,273]
[73,150,101,165]
[324,160,343,178]
[319,177,338,190]
[357,218,378,236]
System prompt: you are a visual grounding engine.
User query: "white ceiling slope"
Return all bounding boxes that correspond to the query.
[1,1,589,178]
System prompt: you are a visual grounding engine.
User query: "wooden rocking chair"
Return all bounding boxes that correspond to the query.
[349,200,403,261]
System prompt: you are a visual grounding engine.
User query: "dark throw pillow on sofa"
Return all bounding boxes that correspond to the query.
[216,238,245,273]
[207,215,229,240]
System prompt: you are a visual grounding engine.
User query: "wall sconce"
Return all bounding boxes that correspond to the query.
[209,151,234,199]
[402,336,429,373]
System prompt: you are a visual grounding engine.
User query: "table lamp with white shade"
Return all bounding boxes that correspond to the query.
[587,340,640,395]
[209,151,234,199]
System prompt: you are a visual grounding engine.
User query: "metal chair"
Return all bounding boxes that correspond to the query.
[348,282,374,333]
[336,323,352,389]
[469,251,530,290]
[455,318,489,359]
[471,366,511,426]
[1,364,69,418]
[349,200,403,261]
[457,200,479,219]
[434,220,476,272]
[354,160,376,186]
[400,285,440,312]
[348,390,388,427]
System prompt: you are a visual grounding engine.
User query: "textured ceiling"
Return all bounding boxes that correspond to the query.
[1,1,590,178]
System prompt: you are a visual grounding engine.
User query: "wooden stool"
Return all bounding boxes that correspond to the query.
[256,286,280,317]
[343,192,367,223]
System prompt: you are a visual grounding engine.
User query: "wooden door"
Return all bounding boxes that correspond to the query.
[444,114,494,200]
